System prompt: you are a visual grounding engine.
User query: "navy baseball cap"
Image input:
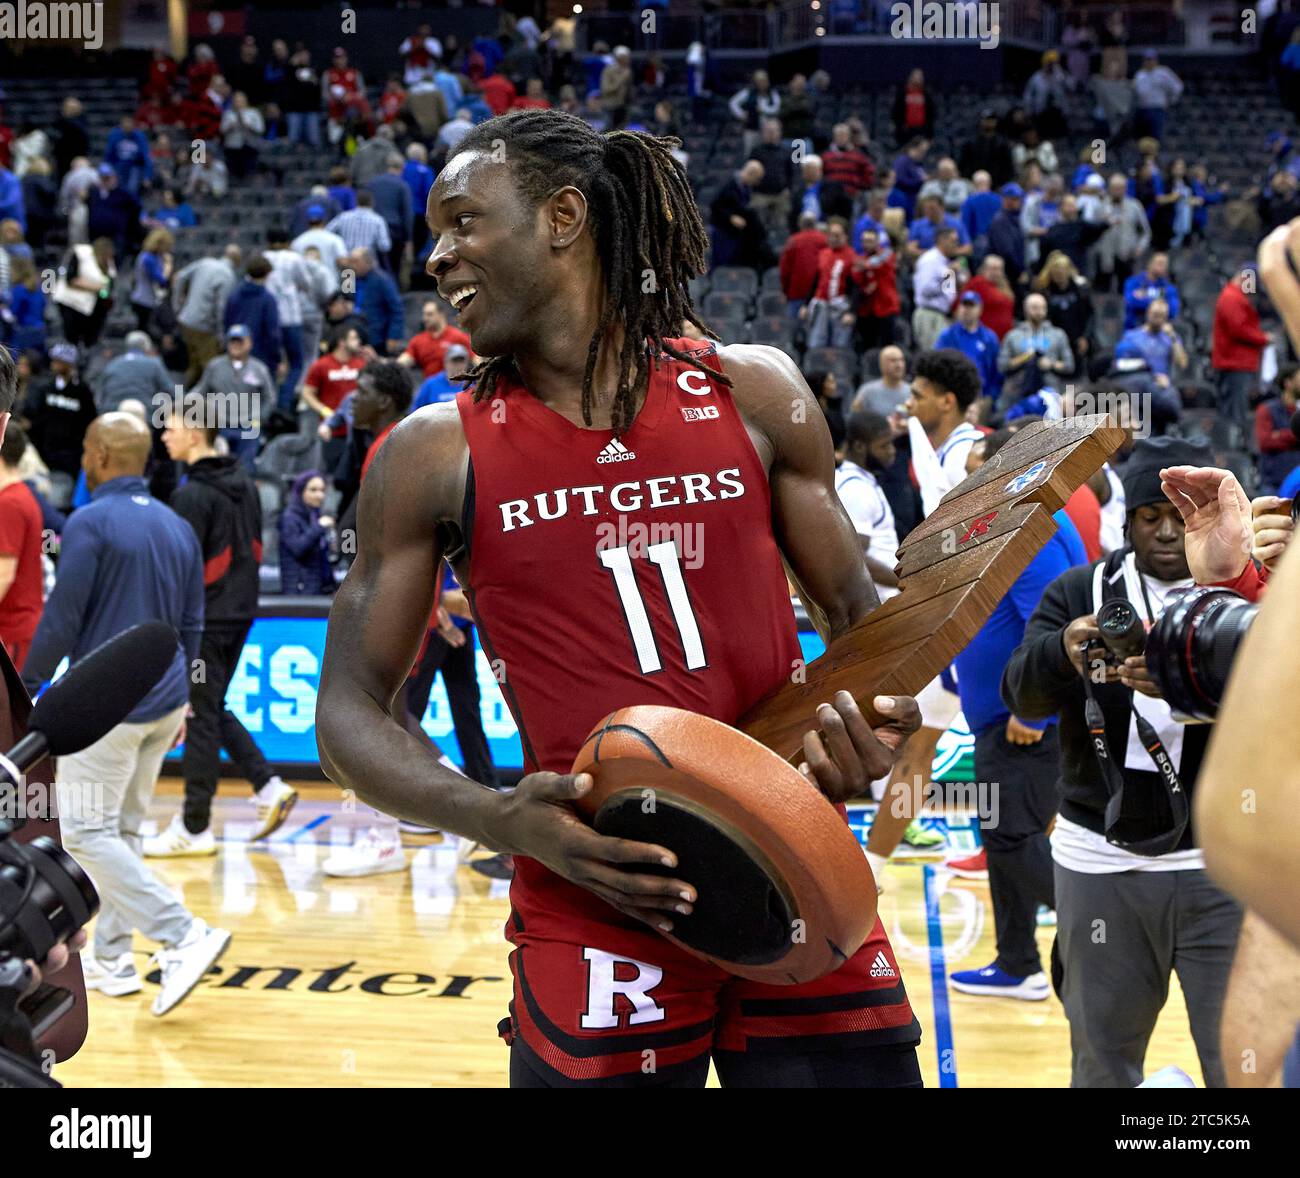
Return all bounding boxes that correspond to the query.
[960,290,982,305]
[1000,182,1024,199]
[307,203,325,219]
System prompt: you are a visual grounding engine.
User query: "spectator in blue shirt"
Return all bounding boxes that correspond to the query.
[852,189,890,256]
[936,291,1002,399]
[1115,298,1187,380]
[907,192,970,258]
[412,344,471,410]
[0,165,25,233]
[949,426,1087,1000]
[223,255,282,373]
[891,137,929,219]
[1188,163,1226,239]
[350,246,404,355]
[104,115,153,198]
[1122,252,1179,329]
[142,186,198,231]
[961,170,1003,244]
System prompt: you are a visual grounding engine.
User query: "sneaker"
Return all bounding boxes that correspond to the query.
[901,819,946,849]
[950,963,1049,1001]
[322,829,407,877]
[151,919,231,1016]
[82,953,143,997]
[143,815,217,858]
[945,848,988,880]
[250,778,298,841]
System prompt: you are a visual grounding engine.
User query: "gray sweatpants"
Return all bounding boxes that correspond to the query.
[1054,863,1242,1088]
[56,706,193,962]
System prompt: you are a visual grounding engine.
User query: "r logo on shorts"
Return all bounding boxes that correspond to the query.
[580,947,667,1029]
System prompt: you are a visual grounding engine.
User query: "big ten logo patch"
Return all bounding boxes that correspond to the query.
[681,405,720,422]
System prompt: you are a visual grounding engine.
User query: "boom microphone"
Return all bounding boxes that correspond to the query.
[0,622,180,790]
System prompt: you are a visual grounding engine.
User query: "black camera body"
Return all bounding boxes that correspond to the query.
[0,820,99,1087]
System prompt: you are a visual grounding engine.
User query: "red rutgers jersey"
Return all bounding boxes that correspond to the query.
[457,340,919,1081]
[457,339,801,926]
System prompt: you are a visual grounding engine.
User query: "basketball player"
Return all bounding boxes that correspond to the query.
[318,110,924,1087]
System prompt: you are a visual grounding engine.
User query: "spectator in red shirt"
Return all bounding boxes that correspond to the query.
[398,299,472,378]
[822,122,875,201]
[891,68,935,147]
[379,78,407,125]
[324,47,371,136]
[850,227,900,352]
[961,253,1016,339]
[0,423,46,670]
[778,211,827,314]
[1212,264,1272,443]
[186,44,219,95]
[1063,483,1103,561]
[799,218,859,349]
[134,93,176,132]
[304,324,367,455]
[143,48,180,101]
[1256,363,1300,494]
[481,72,518,117]
[512,78,551,111]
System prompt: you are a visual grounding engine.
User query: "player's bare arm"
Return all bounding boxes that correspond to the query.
[316,403,698,931]
[721,343,922,802]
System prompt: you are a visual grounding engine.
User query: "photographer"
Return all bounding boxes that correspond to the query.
[1002,435,1242,1088]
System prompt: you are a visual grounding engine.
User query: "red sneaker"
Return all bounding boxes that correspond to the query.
[946,848,988,880]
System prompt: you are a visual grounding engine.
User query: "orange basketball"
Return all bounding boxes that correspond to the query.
[571,706,878,985]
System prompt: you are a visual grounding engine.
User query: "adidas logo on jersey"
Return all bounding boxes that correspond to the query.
[869,951,896,979]
[596,438,636,464]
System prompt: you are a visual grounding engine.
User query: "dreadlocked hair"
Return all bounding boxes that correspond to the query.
[450,108,727,435]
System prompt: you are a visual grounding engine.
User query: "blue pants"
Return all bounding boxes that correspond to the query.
[278,325,305,412]
[286,111,321,149]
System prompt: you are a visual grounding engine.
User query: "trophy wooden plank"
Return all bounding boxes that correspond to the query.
[741,417,1124,760]
[897,430,1121,555]
[894,500,1055,580]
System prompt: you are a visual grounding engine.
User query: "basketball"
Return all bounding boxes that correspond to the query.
[571,705,877,985]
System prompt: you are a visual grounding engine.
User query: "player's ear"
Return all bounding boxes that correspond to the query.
[548,186,589,249]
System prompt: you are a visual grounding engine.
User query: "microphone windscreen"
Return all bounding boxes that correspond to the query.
[31,621,180,756]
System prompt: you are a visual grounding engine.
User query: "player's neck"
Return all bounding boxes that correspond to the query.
[930,414,962,448]
[514,314,644,429]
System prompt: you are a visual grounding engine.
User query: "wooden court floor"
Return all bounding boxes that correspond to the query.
[56,780,1206,1088]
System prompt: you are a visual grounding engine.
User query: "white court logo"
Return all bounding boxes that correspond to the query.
[580,947,666,1029]
[677,370,713,396]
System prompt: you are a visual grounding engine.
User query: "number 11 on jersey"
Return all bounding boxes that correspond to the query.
[598,541,706,674]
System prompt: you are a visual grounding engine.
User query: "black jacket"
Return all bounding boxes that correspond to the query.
[24,376,97,479]
[1001,553,1211,853]
[958,133,1014,189]
[169,455,263,625]
[1042,276,1095,348]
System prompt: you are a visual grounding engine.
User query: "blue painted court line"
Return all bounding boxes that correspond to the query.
[285,815,330,841]
[923,864,959,1088]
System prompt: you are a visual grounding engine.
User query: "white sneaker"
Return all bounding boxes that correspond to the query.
[151,919,231,1016]
[143,815,217,858]
[322,828,407,877]
[82,953,143,997]
[250,778,299,841]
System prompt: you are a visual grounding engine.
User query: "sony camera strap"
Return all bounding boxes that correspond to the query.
[1086,550,1189,856]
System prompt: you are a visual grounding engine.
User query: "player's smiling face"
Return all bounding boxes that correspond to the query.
[426,150,545,357]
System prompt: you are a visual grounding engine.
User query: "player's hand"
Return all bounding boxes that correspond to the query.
[1159,465,1252,584]
[435,606,466,647]
[1062,614,1118,681]
[1005,715,1044,745]
[23,930,88,997]
[1251,495,1295,570]
[495,772,697,932]
[798,690,920,805]
[1119,655,1162,698]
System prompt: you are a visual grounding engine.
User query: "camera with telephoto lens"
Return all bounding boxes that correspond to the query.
[1144,587,1260,723]
[0,817,99,1086]
[1091,599,1148,666]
